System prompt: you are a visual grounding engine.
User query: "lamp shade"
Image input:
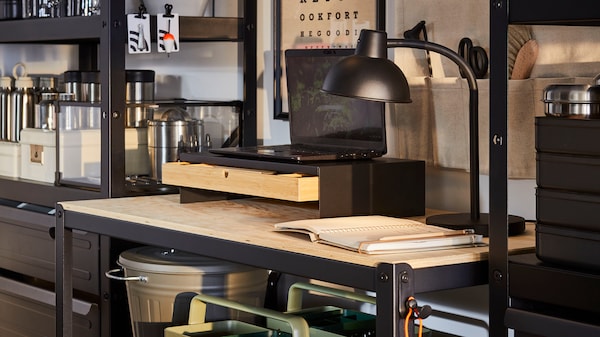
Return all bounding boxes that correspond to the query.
[322,30,412,103]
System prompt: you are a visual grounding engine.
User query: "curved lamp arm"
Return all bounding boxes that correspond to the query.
[387,38,480,219]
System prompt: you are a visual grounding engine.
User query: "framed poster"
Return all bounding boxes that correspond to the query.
[273,0,386,120]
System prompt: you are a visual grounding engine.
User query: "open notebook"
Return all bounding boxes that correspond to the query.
[275,215,484,254]
[210,48,387,162]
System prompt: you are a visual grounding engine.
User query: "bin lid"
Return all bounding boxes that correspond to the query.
[118,246,255,274]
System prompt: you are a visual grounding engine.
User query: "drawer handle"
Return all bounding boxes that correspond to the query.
[105,268,148,282]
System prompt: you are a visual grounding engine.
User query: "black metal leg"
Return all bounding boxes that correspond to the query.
[56,205,73,337]
[376,263,415,337]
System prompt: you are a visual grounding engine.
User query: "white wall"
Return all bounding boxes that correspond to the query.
[0,45,78,79]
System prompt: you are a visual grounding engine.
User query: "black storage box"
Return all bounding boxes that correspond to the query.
[536,152,600,194]
[536,117,600,156]
[536,188,600,231]
[508,253,600,318]
[536,223,600,271]
[507,254,600,337]
[535,117,600,271]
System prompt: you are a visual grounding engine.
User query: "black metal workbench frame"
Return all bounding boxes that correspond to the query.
[55,204,488,337]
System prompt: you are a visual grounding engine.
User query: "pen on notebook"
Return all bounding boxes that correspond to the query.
[378,229,474,241]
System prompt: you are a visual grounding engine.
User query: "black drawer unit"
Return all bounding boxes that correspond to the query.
[0,275,99,337]
[0,200,100,295]
[506,254,600,337]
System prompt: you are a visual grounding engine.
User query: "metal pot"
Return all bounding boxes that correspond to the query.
[543,84,600,119]
[147,113,203,181]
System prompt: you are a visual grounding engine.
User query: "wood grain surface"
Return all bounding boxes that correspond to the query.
[60,195,535,269]
[162,162,319,202]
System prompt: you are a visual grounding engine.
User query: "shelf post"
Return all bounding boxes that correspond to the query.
[376,263,414,337]
[55,205,73,337]
[489,1,510,337]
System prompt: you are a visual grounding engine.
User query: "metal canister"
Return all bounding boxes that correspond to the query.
[33,75,57,101]
[8,63,34,141]
[0,0,21,19]
[81,0,99,16]
[32,75,58,128]
[0,76,12,141]
[34,92,59,129]
[38,0,63,17]
[81,70,100,102]
[21,0,39,18]
[125,70,155,128]
[63,70,82,101]
[64,0,80,16]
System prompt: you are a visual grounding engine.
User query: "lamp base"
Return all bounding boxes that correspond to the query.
[425,213,526,237]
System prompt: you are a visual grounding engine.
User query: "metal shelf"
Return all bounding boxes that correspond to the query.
[0,178,103,206]
[0,16,103,43]
[0,3,257,208]
[156,16,245,42]
[0,16,245,44]
[508,0,600,25]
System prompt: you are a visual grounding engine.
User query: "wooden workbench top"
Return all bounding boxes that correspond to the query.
[59,194,535,269]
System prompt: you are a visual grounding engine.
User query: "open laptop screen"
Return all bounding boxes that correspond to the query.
[285,48,387,153]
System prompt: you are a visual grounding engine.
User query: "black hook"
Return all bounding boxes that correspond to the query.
[163,4,174,17]
[136,3,147,18]
[404,20,427,40]
[403,20,433,77]
[406,297,432,319]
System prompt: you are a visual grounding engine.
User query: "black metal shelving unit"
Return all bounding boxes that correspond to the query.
[0,2,257,336]
[489,1,600,336]
[0,1,257,207]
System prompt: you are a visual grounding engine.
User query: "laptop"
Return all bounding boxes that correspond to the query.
[210,48,387,162]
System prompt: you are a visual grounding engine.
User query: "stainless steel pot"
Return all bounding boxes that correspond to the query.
[543,84,600,119]
[147,115,202,181]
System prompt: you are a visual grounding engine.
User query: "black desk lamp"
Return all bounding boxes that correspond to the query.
[322,29,525,236]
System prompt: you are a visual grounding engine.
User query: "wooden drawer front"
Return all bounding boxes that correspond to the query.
[162,162,319,202]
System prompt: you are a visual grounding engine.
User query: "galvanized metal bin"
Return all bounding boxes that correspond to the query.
[106,246,268,337]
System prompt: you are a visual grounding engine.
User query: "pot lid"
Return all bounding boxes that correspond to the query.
[159,107,191,121]
[64,70,82,82]
[543,84,600,104]
[126,69,155,83]
[118,246,254,274]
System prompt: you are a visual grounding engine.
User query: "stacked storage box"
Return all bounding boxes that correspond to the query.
[535,117,600,270]
[506,117,600,336]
